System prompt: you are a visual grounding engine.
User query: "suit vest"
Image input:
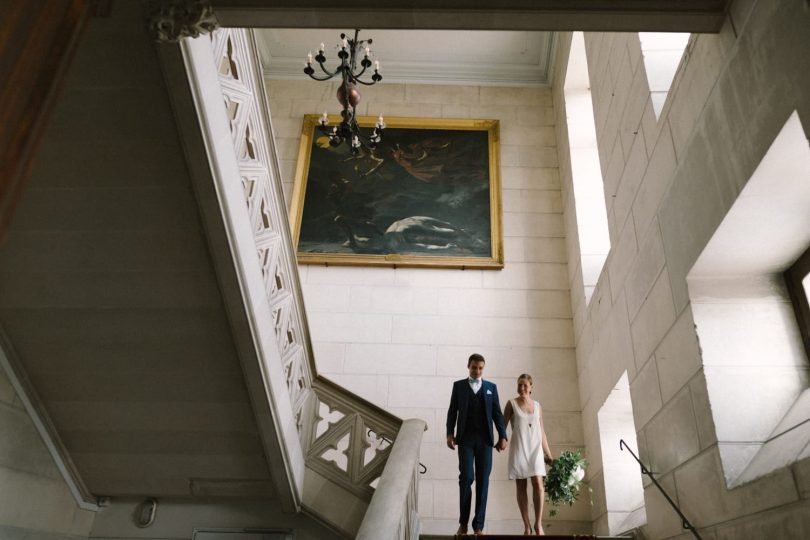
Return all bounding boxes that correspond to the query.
[464,384,488,440]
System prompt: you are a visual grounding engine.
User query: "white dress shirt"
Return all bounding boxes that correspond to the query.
[469,377,482,394]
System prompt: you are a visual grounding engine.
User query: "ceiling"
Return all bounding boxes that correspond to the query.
[256,29,557,86]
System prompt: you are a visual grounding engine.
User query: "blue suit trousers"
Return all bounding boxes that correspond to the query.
[458,430,492,531]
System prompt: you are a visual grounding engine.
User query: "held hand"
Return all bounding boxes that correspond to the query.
[496,438,507,452]
[446,435,456,450]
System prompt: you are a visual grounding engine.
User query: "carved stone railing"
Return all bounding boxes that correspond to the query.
[306,378,401,501]
[206,27,410,535]
[356,419,426,540]
[211,28,314,439]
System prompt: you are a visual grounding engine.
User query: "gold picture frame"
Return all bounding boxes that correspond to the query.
[289,115,503,269]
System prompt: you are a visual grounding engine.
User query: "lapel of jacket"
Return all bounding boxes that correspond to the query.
[458,379,469,412]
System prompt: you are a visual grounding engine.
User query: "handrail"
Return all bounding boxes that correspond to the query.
[619,439,703,540]
[356,419,427,540]
[368,428,427,474]
[200,27,411,535]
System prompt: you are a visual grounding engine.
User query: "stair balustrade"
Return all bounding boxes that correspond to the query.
[356,419,427,540]
[619,439,702,540]
[183,26,417,536]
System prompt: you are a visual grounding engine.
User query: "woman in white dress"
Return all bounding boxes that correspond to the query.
[503,374,554,535]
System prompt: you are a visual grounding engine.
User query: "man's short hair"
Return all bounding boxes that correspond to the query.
[468,353,486,366]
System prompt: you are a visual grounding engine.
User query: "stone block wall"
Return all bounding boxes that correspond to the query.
[266,78,587,534]
[552,0,810,537]
[88,498,335,540]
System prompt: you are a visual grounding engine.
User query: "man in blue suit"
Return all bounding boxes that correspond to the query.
[446,353,508,536]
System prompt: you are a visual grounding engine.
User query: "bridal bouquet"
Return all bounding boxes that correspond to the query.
[544,449,588,517]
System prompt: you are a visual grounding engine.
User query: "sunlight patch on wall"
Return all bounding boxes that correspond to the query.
[565,32,610,304]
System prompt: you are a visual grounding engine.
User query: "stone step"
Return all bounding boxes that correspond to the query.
[420,535,632,540]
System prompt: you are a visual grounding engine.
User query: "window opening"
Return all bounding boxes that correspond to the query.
[565,31,610,304]
[687,111,810,486]
[785,245,810,360]
[638,33,690,118]
[597,372,647,535]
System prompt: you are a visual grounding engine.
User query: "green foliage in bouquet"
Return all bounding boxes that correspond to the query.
[544,449,588,517]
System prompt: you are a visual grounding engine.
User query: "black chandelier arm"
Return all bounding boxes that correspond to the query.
[304,69,335,82]
[316,124,340,139]
[304,57,341,80]
[317,58,340,78]
[350,120,384,142]
[349,54,372,76]
[350,64,368,81]
[304,53,348,81]
[316,119,383,146]
[354,75,381,86]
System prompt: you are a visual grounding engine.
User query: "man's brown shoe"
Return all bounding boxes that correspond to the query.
[473,529,484,536]
[455,525,468,536]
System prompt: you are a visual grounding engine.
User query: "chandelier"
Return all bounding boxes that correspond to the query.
[304,29,385,153]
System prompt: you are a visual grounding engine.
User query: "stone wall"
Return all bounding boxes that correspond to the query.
[89,498,335,540]
[266,78,587,534]
[0,369,95,540]
[552,0,810,537]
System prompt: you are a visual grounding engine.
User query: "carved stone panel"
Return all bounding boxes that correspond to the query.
[150,0,219,43]
[213,28,311,428]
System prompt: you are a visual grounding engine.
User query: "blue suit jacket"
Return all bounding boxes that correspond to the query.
[446,379,508,447]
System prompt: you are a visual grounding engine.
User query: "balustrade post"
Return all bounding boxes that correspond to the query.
[356,419,427,540]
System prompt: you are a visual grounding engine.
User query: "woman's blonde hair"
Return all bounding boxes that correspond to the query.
[517,373,533,385]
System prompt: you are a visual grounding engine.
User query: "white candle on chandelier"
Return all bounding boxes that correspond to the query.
[320,111,328,125]
[377,115,384,126]
[307,51,313,65]
[319,42,325,53]
[364,46,370,57]
[342,38,348,49]
[353,135,360,146]
[375,60,380,71]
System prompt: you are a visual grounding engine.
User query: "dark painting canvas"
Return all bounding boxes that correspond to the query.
[290,116,503,269]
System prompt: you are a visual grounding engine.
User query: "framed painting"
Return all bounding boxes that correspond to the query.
[289,116,503,269]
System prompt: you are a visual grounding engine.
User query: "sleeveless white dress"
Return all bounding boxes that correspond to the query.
[507,398,546,480]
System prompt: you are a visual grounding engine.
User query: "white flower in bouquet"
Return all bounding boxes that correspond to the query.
[566,475,575,486]
[544,449,590,517]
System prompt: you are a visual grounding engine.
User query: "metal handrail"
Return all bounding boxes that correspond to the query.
[369,429,427,474]
[619,439,702,540]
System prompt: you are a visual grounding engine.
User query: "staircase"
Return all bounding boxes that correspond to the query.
[419,534,633,540]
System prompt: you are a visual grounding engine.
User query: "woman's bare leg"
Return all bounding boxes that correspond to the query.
[530,475,545,535]
[516,478,531,534]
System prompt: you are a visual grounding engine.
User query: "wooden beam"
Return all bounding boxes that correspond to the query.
[0,0,91,243]
[210,0,730,32]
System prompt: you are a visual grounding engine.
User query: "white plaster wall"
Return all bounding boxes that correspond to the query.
[266,79,587,534]
[552,0,810,537]
[0,369,96,540]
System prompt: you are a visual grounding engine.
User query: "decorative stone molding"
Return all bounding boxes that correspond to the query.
[211,28,315,442]
[207,27,417,534]
[307,380,400,501]
[149,0,219,42]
